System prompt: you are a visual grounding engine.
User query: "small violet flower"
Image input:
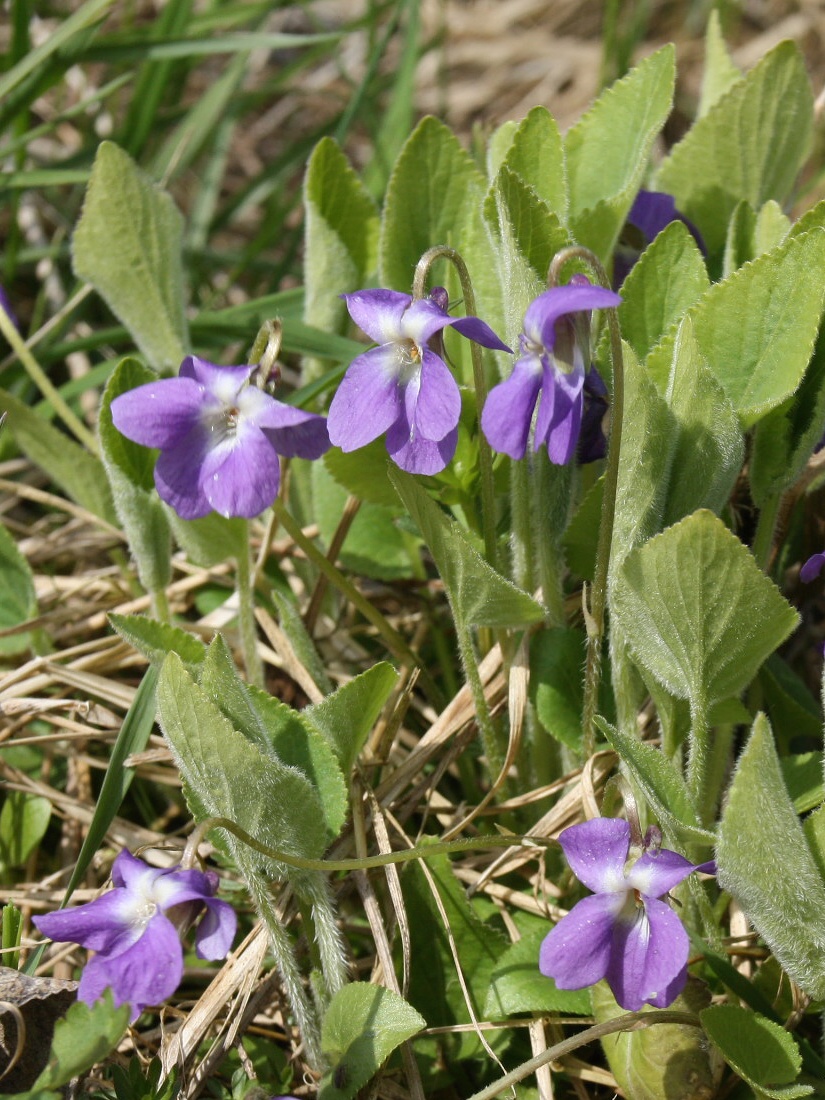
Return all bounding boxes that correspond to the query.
[481,278,621,465]
[614,190,706,286]
[111,355,330,520]
[33,850,236,1020]
[327,288,511,475]
[800,551,825,584]
[539,818,714,1011]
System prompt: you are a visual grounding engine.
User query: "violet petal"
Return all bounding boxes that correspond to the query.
[449,314,512,353]
[344,289,412,344]
[413,349,461,441]
[198,424,281,518]
[195,898,238,960]
[539,892,623,990]
[606,897,689,1011]
[481,359,542,460]
[557,818,632,893]
[327,346,404,452]
[386,419,458,475]
[110,378,205,449]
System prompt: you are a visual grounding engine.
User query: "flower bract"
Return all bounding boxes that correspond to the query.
[111,355,330,519]
[481,279,620,465]
[33,849,237,1020]
[327,288,510,475]
[539,818,714,1011]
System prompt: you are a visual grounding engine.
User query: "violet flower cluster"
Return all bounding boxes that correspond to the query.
[539,818,714,1011]
[111,355,330,520]
[482,277,621,465]
[33,850,236,1020]
[327,288,511,475]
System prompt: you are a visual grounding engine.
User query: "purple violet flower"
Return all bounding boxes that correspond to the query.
[539,818,714,1011]
[481,278,621,465]
[615,190,707,286]
[0,285,19,333]
[800,551,825,584]
[33,850,236,1021]
[111,355,329,520]
[327,288,511,476]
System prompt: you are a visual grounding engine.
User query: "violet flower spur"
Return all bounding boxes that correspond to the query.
[110,355,330,520]
[33,850,236,1020]
[327,288,511,475]
[481,279,621,465]
[539,818,714,1011]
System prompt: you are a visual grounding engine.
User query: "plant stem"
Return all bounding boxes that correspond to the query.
[752,491,781,573]
[235,522,264,689]
[548,247,624,758]
[0,301,99,454]
[413,245,500,571]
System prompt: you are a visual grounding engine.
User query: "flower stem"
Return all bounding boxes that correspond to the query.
[751,491,781,573]
[0,299,99,455]
[235,522,264,689]
[413,245,500,571]
[548,247,624,759]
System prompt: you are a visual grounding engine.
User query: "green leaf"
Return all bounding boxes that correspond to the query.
[63,665,160,900]
[660,316,744,525]
[594,979,722,1100]
[565,46,675,261]
[618,221,709,362]
[647,229,825,426]
[312,460,413,581]
[700,1004,811,1098]
[723,200,791,276]
[269,587,333,697]
[33,993,130,1089]
[717,714,825,1001]
[0,793,50,868]
[0,519,37,654]
[0,388,115,523]
[323,442,401,508]
[613,510,799,708]
[380,116,486,290]
[750,323,825,506]
[166,509,246,567]
[609,342,674,578]
[100,357,171,593]
[484,167,570,283]
[655,41,813,256]
[563,474,602,581]
[500,105,566,215]
[303,138,379,381]
[108,612,206,671]
[72,141,188,371]
[157,653,328,865]
[319,983,425,1100]
[305,662,398,777]
[389,469,545,629]
[485,928,590,1016]
[247,684,348,841]
[595,717,714,846]
[530,628,587,753]
[698,10,742,118]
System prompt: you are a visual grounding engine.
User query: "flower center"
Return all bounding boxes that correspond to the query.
[204,403,240,442]
[395,339,422,383]
[131,897,159,932]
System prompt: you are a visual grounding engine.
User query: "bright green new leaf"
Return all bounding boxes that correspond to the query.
[700,1005,811,1098]
[750,325,825,506]
[0,793,50,869]
[655,42,813,256]
[660,316,744,525]
[33,992,130,1089]
[723,200,791,276]
[484,167,570,283]
[380,116,486,291]
[613,511,799,708]
[305,662,398,778]
[500,105,566,216]
[100,357,171,593]
[108,612,206,671]
[72,141,188,371]
[0,519,37,654]
[595,717,714,846]
[565,46,675,259]
[619,220,710,362]
[717,714,825,1001]
[698,10,742,117]
[390,469,544,629]
[609,342,675,578]
[648,229,825,425]
[157,653,328,865]
[319,983,425,1100]
[485,928,590,1016]
[0,388,115,524]
[303,138,379,381]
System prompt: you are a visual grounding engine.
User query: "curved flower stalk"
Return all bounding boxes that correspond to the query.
[481,277,621,465]
[327,287,510,476]
[111,355,330,519]
[539,818,714,1011]
[33,850,236,1020]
